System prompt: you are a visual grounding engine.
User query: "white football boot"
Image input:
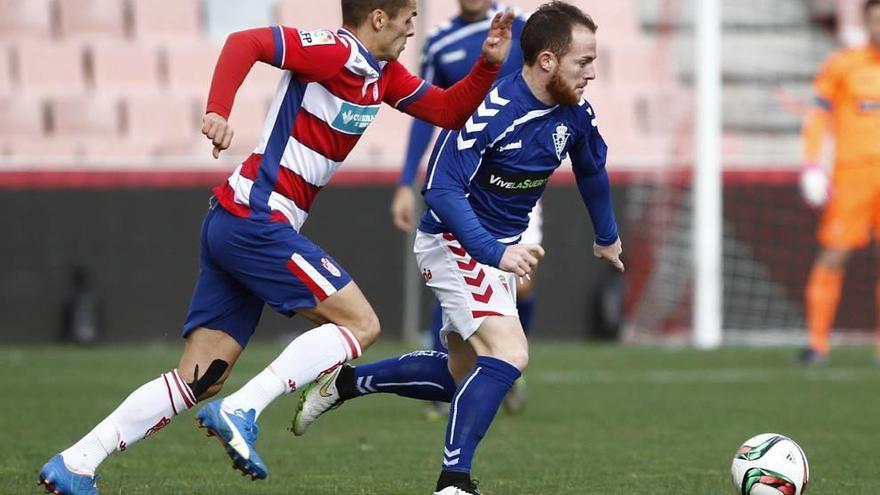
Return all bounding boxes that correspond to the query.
[291,365,345,435]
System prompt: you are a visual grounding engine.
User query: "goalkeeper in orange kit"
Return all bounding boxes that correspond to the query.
[799,0,880,364]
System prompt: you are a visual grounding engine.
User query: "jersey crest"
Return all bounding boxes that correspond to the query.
[552,123,570,160]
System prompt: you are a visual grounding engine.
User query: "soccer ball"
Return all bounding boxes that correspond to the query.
[730,433,809,495]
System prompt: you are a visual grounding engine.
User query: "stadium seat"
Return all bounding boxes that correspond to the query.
[223,95,273,156]
[598,39,670,90]
[583,0,639,38]
[123,94,200,153]
[165,40,222,97]
[6,136,85,160]
[57,0,128,40]
[0,95,47,136]
[87,42,162,95]
[50,95,122,136]
[82,136,154,159]
[204,0,276,43]
[277,2,341,30]
[10,39,87,96]
[234,61,286,102]
[130,0,203,41]
[0,0,56,40]
[0,43,12,95]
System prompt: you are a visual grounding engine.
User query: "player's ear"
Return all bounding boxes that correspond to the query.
[538,52,555,73]
[370,9,386,31]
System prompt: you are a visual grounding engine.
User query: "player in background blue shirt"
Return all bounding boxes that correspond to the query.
[389,0,533,416]
[293,3,623,494]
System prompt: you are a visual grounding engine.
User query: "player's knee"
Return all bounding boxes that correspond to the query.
[448,359,473,384]
[501,348,529,372]
[347,309,381,349]
[178,359,230,402]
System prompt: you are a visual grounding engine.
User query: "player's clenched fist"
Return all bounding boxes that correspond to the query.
[202,112,235,159]
[499,244,545,277]
[594,238,624,272]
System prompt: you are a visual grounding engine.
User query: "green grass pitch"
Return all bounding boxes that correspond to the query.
[3,342,879,494]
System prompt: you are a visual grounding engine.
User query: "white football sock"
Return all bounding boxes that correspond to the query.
[61,369,196,475]
[222,324,362,418]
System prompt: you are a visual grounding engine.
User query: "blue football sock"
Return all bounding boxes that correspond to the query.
[517,293,536,336]
[441,356,521,473]
[352,350,456,402]
[431,301,446,351]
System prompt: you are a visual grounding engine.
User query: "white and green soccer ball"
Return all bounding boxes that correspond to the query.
[730,433,809,495]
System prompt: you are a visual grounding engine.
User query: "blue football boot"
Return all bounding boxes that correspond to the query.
[37,455,100,495]
[196,400,268,480]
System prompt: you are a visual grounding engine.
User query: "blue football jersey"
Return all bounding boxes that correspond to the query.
[419,71,618,266]
[421,5,527,87]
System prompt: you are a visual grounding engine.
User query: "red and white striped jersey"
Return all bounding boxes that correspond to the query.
[206,25,500,231]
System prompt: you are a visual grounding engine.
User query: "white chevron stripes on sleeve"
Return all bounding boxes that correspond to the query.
[489,87,510,106]
[464,117,487,134]
[457,134,477,150]
[476,101,498,118]
[455,88,510,151]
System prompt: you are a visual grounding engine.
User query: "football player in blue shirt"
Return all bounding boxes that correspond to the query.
[390,0,534,416]
[294,3,623,494]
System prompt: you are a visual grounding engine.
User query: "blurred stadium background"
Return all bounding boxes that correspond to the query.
[1,0,875,347]
[5,1,880,494]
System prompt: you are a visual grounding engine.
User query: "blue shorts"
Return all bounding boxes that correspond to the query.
[183,202,352,348]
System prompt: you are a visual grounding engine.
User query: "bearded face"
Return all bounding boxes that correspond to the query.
[543,26,596,106]
[546,66,583,106]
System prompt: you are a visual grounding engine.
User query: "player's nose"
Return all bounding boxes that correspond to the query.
[585,66,596,80]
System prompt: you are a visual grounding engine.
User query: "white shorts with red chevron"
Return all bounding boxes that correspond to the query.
[414,230,518,344]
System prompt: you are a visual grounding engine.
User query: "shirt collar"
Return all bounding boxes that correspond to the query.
[337,27,382,73]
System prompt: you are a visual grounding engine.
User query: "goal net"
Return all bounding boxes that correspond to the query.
[613,0,876,345]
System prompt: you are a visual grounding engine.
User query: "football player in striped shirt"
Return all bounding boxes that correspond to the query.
[292,3,624,494]
[38,1,515,493]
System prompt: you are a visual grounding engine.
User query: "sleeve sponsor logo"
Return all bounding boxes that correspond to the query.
[331,102,380,135]
[299,29,337,47]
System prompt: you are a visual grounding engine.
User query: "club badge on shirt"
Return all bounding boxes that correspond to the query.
[552,123,570,160]
[299,29,336,47]
[321,257,342,277]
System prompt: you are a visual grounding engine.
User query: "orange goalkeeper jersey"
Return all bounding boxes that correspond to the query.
[803,46,880,169]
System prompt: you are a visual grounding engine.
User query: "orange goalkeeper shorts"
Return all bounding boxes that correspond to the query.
[818,164,880,249]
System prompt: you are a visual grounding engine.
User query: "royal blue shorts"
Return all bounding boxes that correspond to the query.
[183,202,352,348]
